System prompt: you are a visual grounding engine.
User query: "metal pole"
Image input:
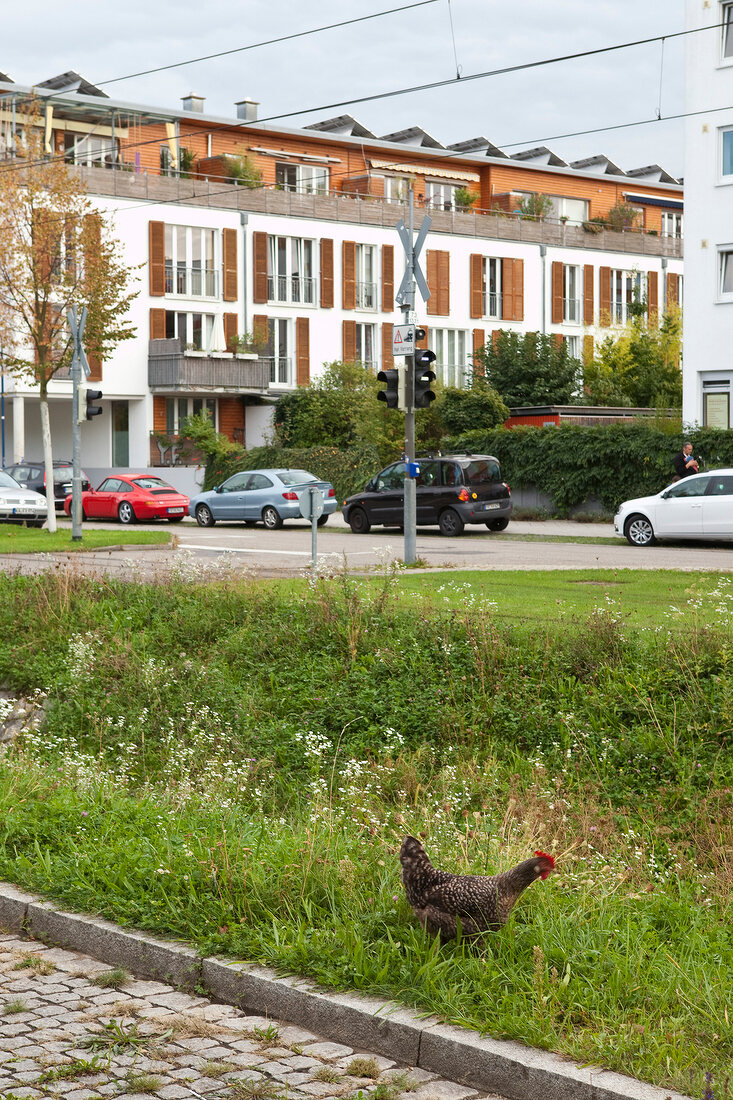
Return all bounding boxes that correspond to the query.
[403,188,417,565]
[69,306,86,542]
[1,347,5,468]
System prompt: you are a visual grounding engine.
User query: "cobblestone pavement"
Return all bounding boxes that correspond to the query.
[0,931,507,1100]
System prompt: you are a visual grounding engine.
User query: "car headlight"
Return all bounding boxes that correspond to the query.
[0,497,9,507]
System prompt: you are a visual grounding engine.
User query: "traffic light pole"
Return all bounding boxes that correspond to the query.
[68,306,87,542]
[402,189,417,566]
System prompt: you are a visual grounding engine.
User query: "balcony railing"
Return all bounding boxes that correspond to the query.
[267,274,316,305]
[482,291,502,319]
[563,297,582,323]
[164,263,218,297]
[148,338,270,392]
[262,356,293,386]
[356,281,378,310]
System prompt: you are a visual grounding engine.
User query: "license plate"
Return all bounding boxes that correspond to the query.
[483,502,500,510]
[13,508,35,515]
[167,507,184,514]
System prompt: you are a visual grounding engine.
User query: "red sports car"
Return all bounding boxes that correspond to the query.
[63,474,190,525]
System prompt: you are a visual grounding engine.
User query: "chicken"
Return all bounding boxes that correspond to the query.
[400,835,555,940]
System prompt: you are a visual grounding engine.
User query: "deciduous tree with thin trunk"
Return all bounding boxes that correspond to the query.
[0,100,138,531]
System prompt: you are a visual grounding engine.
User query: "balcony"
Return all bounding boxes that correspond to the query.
[356,281,378,309]
[563,297,582,323]
[267,274,316,305]
[148,339,270,393]
[164,263,218,298]
[482,291,503,319]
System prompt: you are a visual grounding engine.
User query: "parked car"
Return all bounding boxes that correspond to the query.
[614,469,733,546]
[342,454,512,536]
[5,460,91,511]
[189,469,338,528]
[62,474,190,524]
[0,469,48,527]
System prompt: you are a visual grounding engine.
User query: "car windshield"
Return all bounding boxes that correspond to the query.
[278,470,317,486]
[0,471,21,489]
[461,459,502,484]
[132,477,175,490]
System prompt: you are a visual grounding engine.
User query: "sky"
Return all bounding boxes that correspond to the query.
[4,0,688,176]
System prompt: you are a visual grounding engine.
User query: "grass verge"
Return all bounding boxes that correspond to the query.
[0,527,172,553]
[0,565,730,1097]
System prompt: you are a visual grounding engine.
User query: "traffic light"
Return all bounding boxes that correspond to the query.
[414,349,437,408]
[377,368,401,409]
[78,385,103,423]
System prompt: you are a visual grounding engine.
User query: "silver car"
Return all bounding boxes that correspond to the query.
[189,468,338,529]
[614,468,733,545]
[0,469,49,527]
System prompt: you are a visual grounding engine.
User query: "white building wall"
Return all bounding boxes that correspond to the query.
[683,0,733,427]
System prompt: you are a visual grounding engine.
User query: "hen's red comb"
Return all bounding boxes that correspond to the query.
[534,850,555,867]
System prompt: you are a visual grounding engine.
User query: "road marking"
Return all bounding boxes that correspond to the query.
[182,543,311,557]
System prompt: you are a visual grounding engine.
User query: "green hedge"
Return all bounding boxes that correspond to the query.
[205,444,382,504]
[446,423,733,513]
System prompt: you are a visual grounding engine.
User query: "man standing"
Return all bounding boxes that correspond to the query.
[673,442,699,479]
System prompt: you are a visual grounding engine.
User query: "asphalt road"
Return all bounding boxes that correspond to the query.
[1,514,732,578]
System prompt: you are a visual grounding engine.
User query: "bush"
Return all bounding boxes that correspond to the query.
[445,422,733,513]
[205,444,381,504]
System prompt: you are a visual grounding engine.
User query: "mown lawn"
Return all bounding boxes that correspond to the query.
[0,526,172,553]
[0,565,730,1097]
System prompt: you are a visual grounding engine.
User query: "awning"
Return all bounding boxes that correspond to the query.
[623,192,683,210]
[370,158,480,182]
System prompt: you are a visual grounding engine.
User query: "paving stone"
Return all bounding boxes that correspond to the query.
[411,1083,479,1100]
[299,1083,346,1097]
[157,1086,196,1099]
[303,1042,355,1060]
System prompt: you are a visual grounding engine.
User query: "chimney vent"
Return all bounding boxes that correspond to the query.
[182,94,205,113]
[235,98,259,122]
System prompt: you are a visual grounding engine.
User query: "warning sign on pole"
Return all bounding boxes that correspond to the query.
[392,324,415,357]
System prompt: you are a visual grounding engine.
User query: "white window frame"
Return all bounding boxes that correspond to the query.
[165,310,215,351]
[382,176,410,203]
[661,212,684,238]
[267,236,316,305]
[563,265,582,323]
[722,2,733,62]
[354,322,377,369]
[547,195,589,226]
[275,162,329,195]
[718,248,733,300]
[355,244,378,310]
[610,269,646,325]
[165,397,217,435]
[432,328,469,387]
[563,335,581,360]
[425,180,458,211]
[482,257,502,319]
[164,225,218,298]
[266,318,292,386]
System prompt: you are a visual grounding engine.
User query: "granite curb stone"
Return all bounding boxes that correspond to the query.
[0,881,692,1100]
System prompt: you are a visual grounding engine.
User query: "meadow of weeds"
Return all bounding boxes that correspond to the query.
[0,564,730,1097]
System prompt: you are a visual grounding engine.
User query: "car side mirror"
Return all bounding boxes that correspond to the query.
[661,490,670,499]
[214,485,222,493]
[366,478,376,491]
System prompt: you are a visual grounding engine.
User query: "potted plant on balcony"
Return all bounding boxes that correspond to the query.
[454,187,480,212]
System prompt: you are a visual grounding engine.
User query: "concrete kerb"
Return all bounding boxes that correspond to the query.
[0,882,691,1100]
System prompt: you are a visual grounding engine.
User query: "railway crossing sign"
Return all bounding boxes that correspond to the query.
[392,324,415,357]
[395,214,432,305]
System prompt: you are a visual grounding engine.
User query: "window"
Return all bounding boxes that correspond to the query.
[267,237,315,304]
[723,2,733,58]
[264,318,292,385]
[482,258,502,319]
[382,176,410,203]
[355,245,377,310]
[546,196,588,225]
[165,310,215,350]
[164,225,217,297]
[719,250,733,296]
[564,335,580,359]
[610,269,646,324]
[666,477,710,498]
[661,212,684,238]
[432,329,469,387]
[64,133,117,167]
[563,265,581,322]
[425,181,458,211]
[354,323,376,368]
[275,162,329,194]
[165,397,217,435]
[708,474,733,494]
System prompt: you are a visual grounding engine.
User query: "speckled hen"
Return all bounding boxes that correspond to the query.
[400,835,556,940]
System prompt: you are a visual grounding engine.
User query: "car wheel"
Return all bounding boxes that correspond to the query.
[168,516,185,523]
[262,505,283,530]
[348,507,371,534]
[244,520,257,527]
[486,517,509,532]
[624,513,655,546]
[118,501,136,525]
[317,514,329,527]
[439,508,464,536]
[195,504,215,527]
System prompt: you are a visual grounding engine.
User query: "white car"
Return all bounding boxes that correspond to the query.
[614,468,733,546]
[0,469,48,528]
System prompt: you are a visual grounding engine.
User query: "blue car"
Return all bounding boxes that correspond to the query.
[189,468,337,529]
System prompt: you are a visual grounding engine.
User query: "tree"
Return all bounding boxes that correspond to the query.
[0,100,138,530]
[472,331,581,407]
[440,375,509,435]
[583,304,682,409]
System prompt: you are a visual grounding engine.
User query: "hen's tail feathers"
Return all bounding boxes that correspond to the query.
[400,835,433,871]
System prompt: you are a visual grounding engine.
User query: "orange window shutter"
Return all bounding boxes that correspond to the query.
[296,317,310,386]
[382,322,394,368]
[584,264,594,325]
[426,251,438,315]
[512,259,524,321]
[551,262,564,324]
[553,333,564,349]
[382,244,394,312]
[667,272,679,306]
[438,250,450,315]
[342,241,356,310]
[472,328,485,355]
[583,334,594,364]
[343,319,357,360]
[253,232,268,304]
[647,271,659,322]
[223,313,238,352]
[222,228,238,302]
[252,315,269,354]
[150,308,166,340]
[149,221,165,296]
[599,267,611,326]
[153,395,167,434]
[320,238,334,308]
[470,254,483,318]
